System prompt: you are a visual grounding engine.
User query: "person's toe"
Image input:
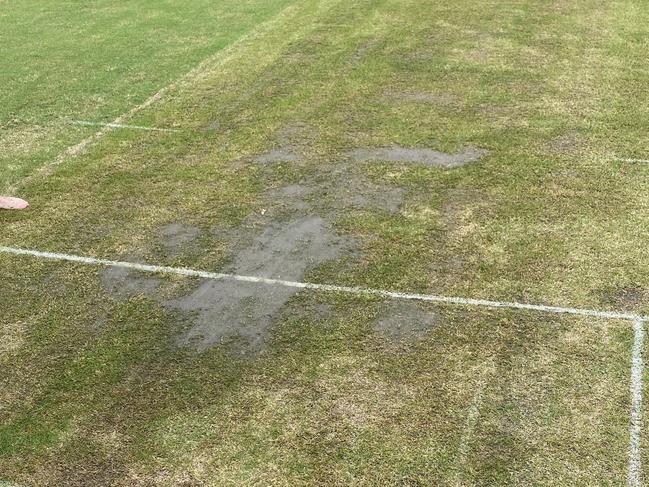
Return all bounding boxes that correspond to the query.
[0,196,29,210]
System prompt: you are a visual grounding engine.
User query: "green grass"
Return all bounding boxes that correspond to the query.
[1,0,649,485]
[0,0,295,190]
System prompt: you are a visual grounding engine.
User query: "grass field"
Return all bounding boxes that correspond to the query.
[1,0,649,485]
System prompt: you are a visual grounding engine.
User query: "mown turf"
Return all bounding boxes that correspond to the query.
[1,0,649,485]
[0,0,295,190]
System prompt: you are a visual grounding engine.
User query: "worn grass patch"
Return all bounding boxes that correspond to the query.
[1,0,649,484]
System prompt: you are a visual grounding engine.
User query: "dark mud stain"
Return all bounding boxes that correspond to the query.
[268,184,313,212]
[255,148,301,164]
[597,285,647,311]
[372,302,440,343]
[159,223,200,255]
[172,216,351,352]
[547,132,585,154]
[343,185,405,214]
[101,266,161,298]
[272,176,405,216]
[347,146,488,168]
[274,184,312,199]
[101,217,350,353]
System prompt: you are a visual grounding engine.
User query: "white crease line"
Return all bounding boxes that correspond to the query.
[72,121,180,133]
[628,319,645,487]
[0,245,645,322]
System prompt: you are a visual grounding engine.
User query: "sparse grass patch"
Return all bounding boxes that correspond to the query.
[2,0,649,485]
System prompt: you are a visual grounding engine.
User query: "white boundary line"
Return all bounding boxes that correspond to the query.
[629,319,645,487]
[0,243,646,482]
[72,121,180,133]
[0,245,645,322]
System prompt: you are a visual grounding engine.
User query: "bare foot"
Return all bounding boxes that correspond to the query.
[0,196,29,210]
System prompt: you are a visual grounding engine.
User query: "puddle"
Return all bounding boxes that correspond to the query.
[171,216,350,352]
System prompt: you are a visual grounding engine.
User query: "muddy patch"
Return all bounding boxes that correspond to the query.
[101,266,162,298]
[267,184,314,212]
[547,132,586,154]
[100,217,350,353]
[372,302,440,343]
[255,148,301,164]
[172,216,351,352]
[346,146,487,168]
[159,223,200,256]
[271,175,405,216]
[597,285,647,311]
[339,183,405,214]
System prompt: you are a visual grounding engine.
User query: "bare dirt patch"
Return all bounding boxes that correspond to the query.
[159,223,200,256]
[547,132,586,154]
[101,266,162,298]
[346,146,488,168]
[372,302,440,344]
[348,186,405,214]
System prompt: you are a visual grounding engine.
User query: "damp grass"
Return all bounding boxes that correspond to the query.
[1,0,649,484]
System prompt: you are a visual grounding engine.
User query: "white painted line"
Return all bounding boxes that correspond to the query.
[0,245,645,322]
[628,319,645,487]
[72,121,180,133]
[615,158,649,164]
